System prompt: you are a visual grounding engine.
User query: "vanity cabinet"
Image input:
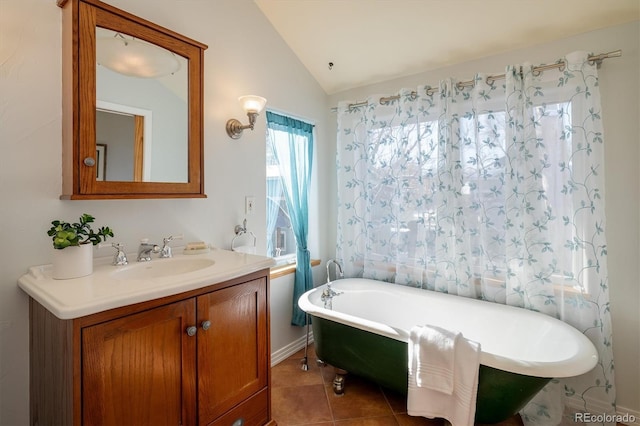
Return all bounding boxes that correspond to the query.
[29,269,274,426]
[81,298,196,425]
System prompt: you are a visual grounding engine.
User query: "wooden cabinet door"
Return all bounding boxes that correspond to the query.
[82,299,197,426]
[197,278,268,425]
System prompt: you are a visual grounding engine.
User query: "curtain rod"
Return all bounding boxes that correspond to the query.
[331,49,621,112]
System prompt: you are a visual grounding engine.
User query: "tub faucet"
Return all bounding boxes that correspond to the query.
[326,259,344,283]
[322,259,344,309]
[321,286,341,309]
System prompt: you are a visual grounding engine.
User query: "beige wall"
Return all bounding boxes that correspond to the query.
[0,1,330,424]
[327,20,640,419]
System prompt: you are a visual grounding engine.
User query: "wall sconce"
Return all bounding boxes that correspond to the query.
[226,95,267,139]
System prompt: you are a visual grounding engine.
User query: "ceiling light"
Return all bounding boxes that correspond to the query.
[97,34,181,78]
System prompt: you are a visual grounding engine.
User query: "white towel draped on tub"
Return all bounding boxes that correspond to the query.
[407,325,481,426]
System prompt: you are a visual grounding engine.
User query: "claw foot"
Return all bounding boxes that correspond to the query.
[332,368,348,396]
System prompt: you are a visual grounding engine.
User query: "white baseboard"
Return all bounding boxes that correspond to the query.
[565,395,639,425]
[618,407,640,426]
[271,332,314,367]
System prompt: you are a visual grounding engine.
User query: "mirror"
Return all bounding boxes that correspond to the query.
[59,0,207,199]
[96,28,189,183]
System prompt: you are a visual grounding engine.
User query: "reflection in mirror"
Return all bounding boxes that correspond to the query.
[96,101,150,181]
[95,27,189,183]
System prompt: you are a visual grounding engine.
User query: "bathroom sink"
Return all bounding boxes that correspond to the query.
[111,258,215,280]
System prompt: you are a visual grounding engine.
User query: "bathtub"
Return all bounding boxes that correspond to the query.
[298,278,598,424]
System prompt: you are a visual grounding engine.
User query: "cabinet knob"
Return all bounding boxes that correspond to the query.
[83,157,96,167]
[186,326,197,336]
[201,320,211,331]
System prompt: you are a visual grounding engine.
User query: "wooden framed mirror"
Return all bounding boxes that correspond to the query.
[58,0,208,199]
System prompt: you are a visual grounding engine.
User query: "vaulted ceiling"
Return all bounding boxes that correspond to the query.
[255,0,639,94]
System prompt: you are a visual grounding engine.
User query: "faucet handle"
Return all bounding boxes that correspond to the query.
[99,242,128,266]
[160,234,183,258]
[163,234,183,244]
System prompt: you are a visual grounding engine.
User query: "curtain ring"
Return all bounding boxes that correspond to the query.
[594,59,603,68]
[532,66,541,77]
[558,61,566,72]
[456,80,474,91]
[425,86,436,96]
[588,57,603,68]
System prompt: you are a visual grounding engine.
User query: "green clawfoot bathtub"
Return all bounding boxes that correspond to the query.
[298,278,598,424]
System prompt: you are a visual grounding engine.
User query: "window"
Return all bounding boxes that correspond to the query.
[265,112,314,264]
[339,96,593,294]
[267,145,296,262]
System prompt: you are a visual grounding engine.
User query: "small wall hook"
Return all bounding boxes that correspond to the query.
[234,218,248,235]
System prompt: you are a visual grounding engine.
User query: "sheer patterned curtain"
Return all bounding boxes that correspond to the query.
[336,52,615,425]
[266,111,314,326]
[266,175,282,258]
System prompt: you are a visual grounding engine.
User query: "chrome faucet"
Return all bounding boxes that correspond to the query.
[322,259,344,309]
[326,259,344,282]
[159,234,183,259]
[137,240,160,262]
[110,243,128,266]
[99,242,128,266]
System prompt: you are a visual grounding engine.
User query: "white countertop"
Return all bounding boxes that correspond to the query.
[18,247,275,320]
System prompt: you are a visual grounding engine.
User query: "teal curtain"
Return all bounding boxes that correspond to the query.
[266,111,314,326]
[336,52,615,425]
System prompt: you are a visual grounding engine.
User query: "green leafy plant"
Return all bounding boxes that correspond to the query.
[47,213,114,249]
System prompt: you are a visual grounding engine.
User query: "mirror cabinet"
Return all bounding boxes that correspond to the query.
[58,0,208,199]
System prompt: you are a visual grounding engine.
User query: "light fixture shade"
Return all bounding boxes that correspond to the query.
[97,36,181,78]
[239,95,267,114]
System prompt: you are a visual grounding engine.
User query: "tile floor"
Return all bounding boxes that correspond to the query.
[271,345,524,426]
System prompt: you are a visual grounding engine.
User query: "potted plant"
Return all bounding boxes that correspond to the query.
[47,213,114,279]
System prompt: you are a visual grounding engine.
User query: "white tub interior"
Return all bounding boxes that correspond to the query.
[299,278,598,378]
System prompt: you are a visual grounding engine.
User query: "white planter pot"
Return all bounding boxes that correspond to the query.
[51,244,94,280]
